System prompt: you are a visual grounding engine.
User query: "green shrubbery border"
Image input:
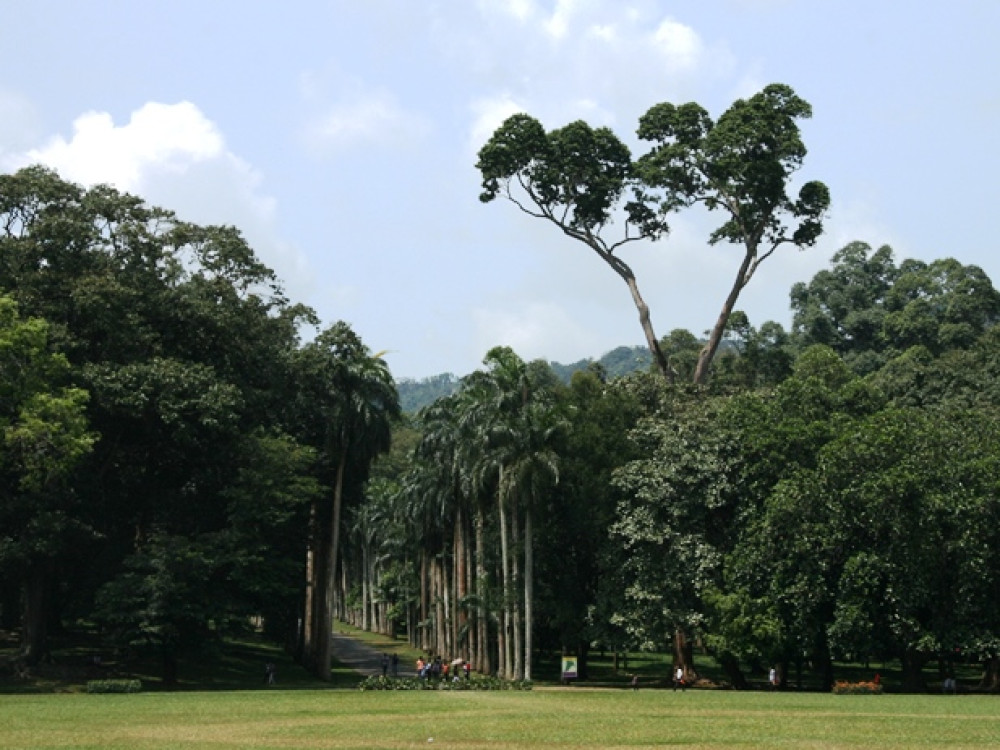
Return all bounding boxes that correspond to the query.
[86,679,143,694]
[358,675,532,691]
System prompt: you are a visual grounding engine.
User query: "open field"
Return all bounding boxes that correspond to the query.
[2,688,999,749]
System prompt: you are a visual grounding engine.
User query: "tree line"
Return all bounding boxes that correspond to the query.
[0,166,398,683]
[350,240,1000,692]
[3,79,1000,692]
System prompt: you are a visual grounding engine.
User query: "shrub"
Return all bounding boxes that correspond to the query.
[86,679,143,694]
[832,680,882,695]
[358,675,532,692]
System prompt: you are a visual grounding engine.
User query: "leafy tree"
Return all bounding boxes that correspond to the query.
[610,389,737,678]
[791,242,1000,373]
[541,367,644,677]
[0,296,95,663]
[0,166,314,676]
[476,84,828,384]
[477,116,673,378]
[636,83,829,383]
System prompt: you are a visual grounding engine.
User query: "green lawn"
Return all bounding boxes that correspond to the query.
[2,688,999,749]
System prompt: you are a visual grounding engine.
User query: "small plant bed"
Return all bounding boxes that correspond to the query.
[358,674,532,691]
[832,680,884,695]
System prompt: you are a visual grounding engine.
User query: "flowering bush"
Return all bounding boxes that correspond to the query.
[832,680,883,695]
[358,675,532,691]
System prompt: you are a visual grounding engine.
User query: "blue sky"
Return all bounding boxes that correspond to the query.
[1,1,997,379]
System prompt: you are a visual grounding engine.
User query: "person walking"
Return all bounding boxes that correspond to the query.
[673,666,685,692]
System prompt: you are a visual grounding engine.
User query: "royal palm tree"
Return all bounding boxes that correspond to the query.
[292,322,399,679]
[464,347,565,680]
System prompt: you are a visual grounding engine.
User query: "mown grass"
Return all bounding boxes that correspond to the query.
[2,687,999,749]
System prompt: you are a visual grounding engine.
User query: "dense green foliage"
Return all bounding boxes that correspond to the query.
[350,241,1000,693]
[3,162,999,698]
[0,167,398,684]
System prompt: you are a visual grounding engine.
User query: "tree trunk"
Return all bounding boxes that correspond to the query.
[511,494,523,681]
[162,648,178,687]
[576,641,590,681]
[420,551,429,652]
[361,543,370,632]
[21,564,50,666]
[693,247,756,385]
[978,657,1000,692]
[498,475,512,679]
[583,235,672,383]
[308,511,330,674]
[901,649,928,693]
[317,445,349,680]
[301,500,318,664]
[435,557,446,657]
[454,505,467,659]
[622,271,672,382]
[475,504,489,675]
[672,629,697,681]
[524,505,534,681]
[719,652,749,689]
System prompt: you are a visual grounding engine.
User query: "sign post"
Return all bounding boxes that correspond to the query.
[561,656,578,684]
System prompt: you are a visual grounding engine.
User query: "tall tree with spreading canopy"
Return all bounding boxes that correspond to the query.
[476,84,828,385]
[636,83,830,383]
[477,115,673,380]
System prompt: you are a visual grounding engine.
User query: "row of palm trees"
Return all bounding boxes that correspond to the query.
[341,347,564,681]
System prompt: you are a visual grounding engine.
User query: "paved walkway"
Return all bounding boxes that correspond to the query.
[330,632,414,678]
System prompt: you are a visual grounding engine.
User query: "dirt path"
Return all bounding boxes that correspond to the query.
[329,632,414,678]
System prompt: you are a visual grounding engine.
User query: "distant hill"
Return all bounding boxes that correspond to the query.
[396,345,653,413]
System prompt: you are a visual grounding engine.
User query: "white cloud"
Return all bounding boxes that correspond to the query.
[544,0,582,39]
[306,91,431,151]
[460,4,735,148]
[652,18,704,72]
[13,102,222,193]
[479,0,538,23]
[4,102,314,306]
[468,94,527,154]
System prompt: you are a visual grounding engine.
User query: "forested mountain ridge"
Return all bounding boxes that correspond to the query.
[397,345,653,412]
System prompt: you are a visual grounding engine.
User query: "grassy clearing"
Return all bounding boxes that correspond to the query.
[2,688,999,749]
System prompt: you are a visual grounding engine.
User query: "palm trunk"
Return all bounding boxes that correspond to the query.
[301,502,317,663]
[318,445,349,680]
[435,557,446,656]
[498,473,512,679]
[454,506,466,658]
[524,506,533,682]
[420,551,429,651]
[361,542,370,631]
[511,496,523,681]
[475,503,489,674]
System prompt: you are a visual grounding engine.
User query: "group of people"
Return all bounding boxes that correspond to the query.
[416,655,471,681]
